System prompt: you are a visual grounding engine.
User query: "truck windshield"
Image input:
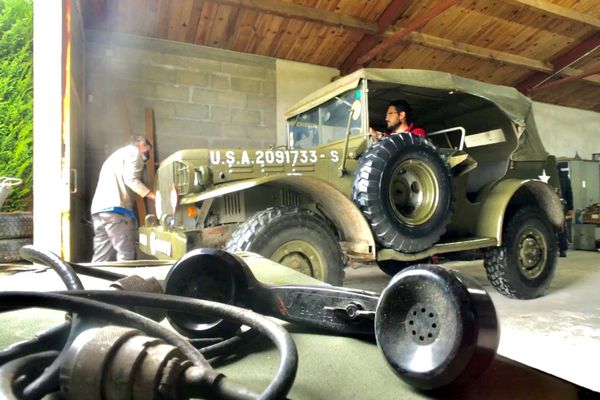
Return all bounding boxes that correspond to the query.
[288,88,363,149]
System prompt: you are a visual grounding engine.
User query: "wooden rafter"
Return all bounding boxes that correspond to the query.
[503,0,600,31]
[406,32,553,73]
[354,0,459,67]
[527,64,600,93]
[340,0,413,74]
[208,0,379,35]
[517,32,600,92]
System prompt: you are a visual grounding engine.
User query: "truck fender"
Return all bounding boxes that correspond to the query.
[181,175,376,261]
[476,179,563,242]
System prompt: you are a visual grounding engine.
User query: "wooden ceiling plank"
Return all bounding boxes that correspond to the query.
[503,0,600,31]
[517,32,600,91]
[194,2,219,45]
[167,0,195,41]
[185,0,205,42]
[156,0,171,38]
[355,0,459,67]
[340,0,414,74]
[208,0,379,34]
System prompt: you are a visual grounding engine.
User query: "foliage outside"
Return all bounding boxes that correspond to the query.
[0,0,32,211]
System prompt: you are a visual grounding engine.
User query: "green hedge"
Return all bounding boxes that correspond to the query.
[0,0,32,211]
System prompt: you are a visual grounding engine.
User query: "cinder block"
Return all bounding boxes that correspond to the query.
[175,103,209,120]
[177,70,209,87]
[261,80,276,97]
[261,110,276,128]
[143,65,177,83]
[155,84,190,102]
[246,96,276,110]
[222,63,267,79]
[231,109,261,125]
[210,106,230,122]
[231,77,261,94]
[210,73,230,90]
[147,100,177,117]
[191,89,221,105]
[217,92,247,108]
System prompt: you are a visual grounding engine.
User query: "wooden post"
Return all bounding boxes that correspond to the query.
[145,107,156,215]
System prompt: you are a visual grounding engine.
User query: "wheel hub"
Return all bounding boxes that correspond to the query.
[517,228,546,279]
[272,240,325,280]
[389,160,439,226]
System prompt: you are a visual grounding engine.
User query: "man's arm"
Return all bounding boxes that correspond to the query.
[122,147,152,198]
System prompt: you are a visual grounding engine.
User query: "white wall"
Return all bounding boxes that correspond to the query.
[275,59,339,145]
[532,101,600,160]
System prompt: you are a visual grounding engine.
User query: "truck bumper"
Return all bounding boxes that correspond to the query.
[138,226,189,260]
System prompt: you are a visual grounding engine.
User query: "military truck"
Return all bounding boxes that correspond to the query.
[139,68,563,299]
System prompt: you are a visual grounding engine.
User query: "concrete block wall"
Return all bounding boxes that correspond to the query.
[84,31,277,198]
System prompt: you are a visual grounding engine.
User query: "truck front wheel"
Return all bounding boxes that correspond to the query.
[484,206,557,299]
[226,206,345,285]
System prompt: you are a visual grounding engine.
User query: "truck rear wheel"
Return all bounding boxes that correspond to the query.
[484,206,557,299]
[226,206,345,285]
[353,134,452,253]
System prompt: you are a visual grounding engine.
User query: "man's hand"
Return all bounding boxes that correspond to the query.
[565,210,574,220]
[146,191,155,201]
[369,127,383,140]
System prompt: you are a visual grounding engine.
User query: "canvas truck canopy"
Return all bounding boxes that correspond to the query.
[285,69,548,161]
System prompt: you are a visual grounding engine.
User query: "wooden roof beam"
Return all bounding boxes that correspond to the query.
[354,0,459,67]
[517,32,600,92]
[340,0,413,74]
[208,0,379,35]
[406,32,554,73]
[503,0,600,31]
[527,65,600,93]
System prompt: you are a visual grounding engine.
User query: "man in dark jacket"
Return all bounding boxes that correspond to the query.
[557,166,574,257]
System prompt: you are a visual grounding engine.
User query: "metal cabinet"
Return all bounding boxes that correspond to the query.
[567,160,600,210]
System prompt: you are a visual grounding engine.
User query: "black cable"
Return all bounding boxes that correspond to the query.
[16,246,84,400]
[0,290,298,400]
[198,329,261,360]
[0,351,59,400]
[66,262,126,281]
[18,246,83,290]
[63,290,298,400]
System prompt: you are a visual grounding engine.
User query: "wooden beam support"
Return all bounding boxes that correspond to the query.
[527,65,600,93]
[209,0,379,35]
[340,0,413,74]
[355,0,459,67]
[517,32,600,92]
[145,108,156,215]
[503,0,600,31]
[406,32,554,73]
[376,0,413,33]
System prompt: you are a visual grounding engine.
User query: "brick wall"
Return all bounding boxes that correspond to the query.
[85,31,277,198]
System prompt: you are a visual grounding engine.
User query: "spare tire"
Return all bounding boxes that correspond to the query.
[0,212,33,239]
[353,134,452,253]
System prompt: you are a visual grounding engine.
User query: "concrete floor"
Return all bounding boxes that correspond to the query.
[0,249,599,398]
[343,249,600,395]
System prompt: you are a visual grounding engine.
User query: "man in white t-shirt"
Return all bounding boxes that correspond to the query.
[90,136,155,262]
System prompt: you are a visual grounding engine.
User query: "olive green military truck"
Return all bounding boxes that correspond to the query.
[139,69,563,299]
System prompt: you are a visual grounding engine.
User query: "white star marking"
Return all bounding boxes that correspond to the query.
[538,169,550,183]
